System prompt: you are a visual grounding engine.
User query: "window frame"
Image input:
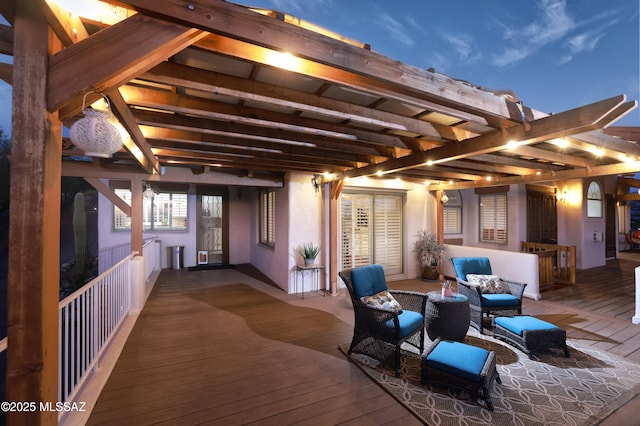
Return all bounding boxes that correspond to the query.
[587,181,603,218]
[113,189,188,232]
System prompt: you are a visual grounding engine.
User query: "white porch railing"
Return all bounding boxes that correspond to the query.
[58,253,133,403]
[58,238,160,405]
[99,237,158,274]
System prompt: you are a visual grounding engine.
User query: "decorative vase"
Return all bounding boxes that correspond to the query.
[304,257,316,267]
[421,265,439,280]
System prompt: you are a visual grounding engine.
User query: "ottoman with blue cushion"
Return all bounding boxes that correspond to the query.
[493,315,570,360]
[421,338,501,411]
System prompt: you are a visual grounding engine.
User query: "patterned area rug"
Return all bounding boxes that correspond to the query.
[340,329,640,425]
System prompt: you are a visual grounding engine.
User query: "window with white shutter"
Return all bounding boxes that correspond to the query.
[479,193,507,244]
[443,190,462,234]
[340,192,403,274]
[260,190,275,246]
[113,189,187,231]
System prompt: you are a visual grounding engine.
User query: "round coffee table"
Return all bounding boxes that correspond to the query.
[425,291,470,342]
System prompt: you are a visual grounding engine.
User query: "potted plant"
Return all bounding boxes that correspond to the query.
[298,242,320,266]
[413,229,445,280]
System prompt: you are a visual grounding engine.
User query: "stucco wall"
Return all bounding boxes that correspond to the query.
[557,178,607,269]
[457,184,527,253]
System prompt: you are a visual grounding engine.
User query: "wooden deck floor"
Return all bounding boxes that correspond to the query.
[87,255,640,425]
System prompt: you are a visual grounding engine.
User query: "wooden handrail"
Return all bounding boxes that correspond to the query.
[521,241,576,286]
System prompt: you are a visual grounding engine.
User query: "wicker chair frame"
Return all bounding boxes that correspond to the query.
[456,278,527,334]
[421,338,502,411]
[339,268,428,377]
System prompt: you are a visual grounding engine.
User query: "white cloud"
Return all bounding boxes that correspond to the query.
[270,0,334,14]
[492,46,533,68]
[491,0,574,67]
[490,0,620,67]
[567,32,603,54]
[441,33,475,61]
[375,12,415,47]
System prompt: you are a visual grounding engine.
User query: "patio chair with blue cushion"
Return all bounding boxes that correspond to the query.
[339,264,428,377]
[451,257,527,334]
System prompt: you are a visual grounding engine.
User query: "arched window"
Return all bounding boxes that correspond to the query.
[587,181,603,218]
[443,190,462,234]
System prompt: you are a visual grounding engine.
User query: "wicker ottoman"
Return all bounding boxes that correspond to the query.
[421,338,501,411]
[493,315,570,360]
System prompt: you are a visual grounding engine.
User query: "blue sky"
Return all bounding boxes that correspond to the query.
[244,0,640,126]
[0,0,637,136]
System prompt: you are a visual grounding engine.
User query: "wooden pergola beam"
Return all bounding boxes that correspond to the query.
[84,177,131,216]
[142,61,440,138]
[332,95,635,180]
[112,0,520,123]
[107,88,161,174]
[48,13,207,118]
[121,84,407,150]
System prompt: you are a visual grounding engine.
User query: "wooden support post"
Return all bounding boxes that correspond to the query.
[131,176,143,255]
[329,195,338,295]
[7,1,60,424]
[436,190,445,278]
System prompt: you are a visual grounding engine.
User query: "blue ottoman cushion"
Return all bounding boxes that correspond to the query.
[424,340,490,382]
[494,315,558,335]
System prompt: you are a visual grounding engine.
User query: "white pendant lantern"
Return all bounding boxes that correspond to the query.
[70,92,124,158]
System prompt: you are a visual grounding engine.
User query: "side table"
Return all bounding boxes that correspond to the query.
[425,291,470,342]
[294,265,325,299]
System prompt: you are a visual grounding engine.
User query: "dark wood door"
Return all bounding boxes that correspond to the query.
[526,190,557,243]
[605,193,616,258]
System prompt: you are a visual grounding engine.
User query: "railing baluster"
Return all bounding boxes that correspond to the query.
[35,238,158,406]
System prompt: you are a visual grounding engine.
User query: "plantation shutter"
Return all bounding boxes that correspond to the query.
[443,190,462,234]
[374,195,403,274]
[479,193,507,244]
[340,192,403,274]
[260,191,275,245]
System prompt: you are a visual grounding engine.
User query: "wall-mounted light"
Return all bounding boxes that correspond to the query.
[557,189,568,204]
[143,183,155,199]
[311,174,322,193]
[440,193,449,204]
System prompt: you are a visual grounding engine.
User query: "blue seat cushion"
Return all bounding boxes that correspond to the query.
[481,293,521,307]
[425,340,490,382]
[495,315,558,336]
[451,257,492,280]
[385,310,424,338]
[351,264,388,299]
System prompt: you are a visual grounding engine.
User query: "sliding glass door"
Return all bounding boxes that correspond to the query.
[340,192,403,275]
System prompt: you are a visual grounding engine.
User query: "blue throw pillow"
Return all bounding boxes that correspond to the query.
[351,264,387,299]
[451,257,492,280]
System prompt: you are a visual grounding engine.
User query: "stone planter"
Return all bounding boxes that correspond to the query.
[304,257,316,267]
